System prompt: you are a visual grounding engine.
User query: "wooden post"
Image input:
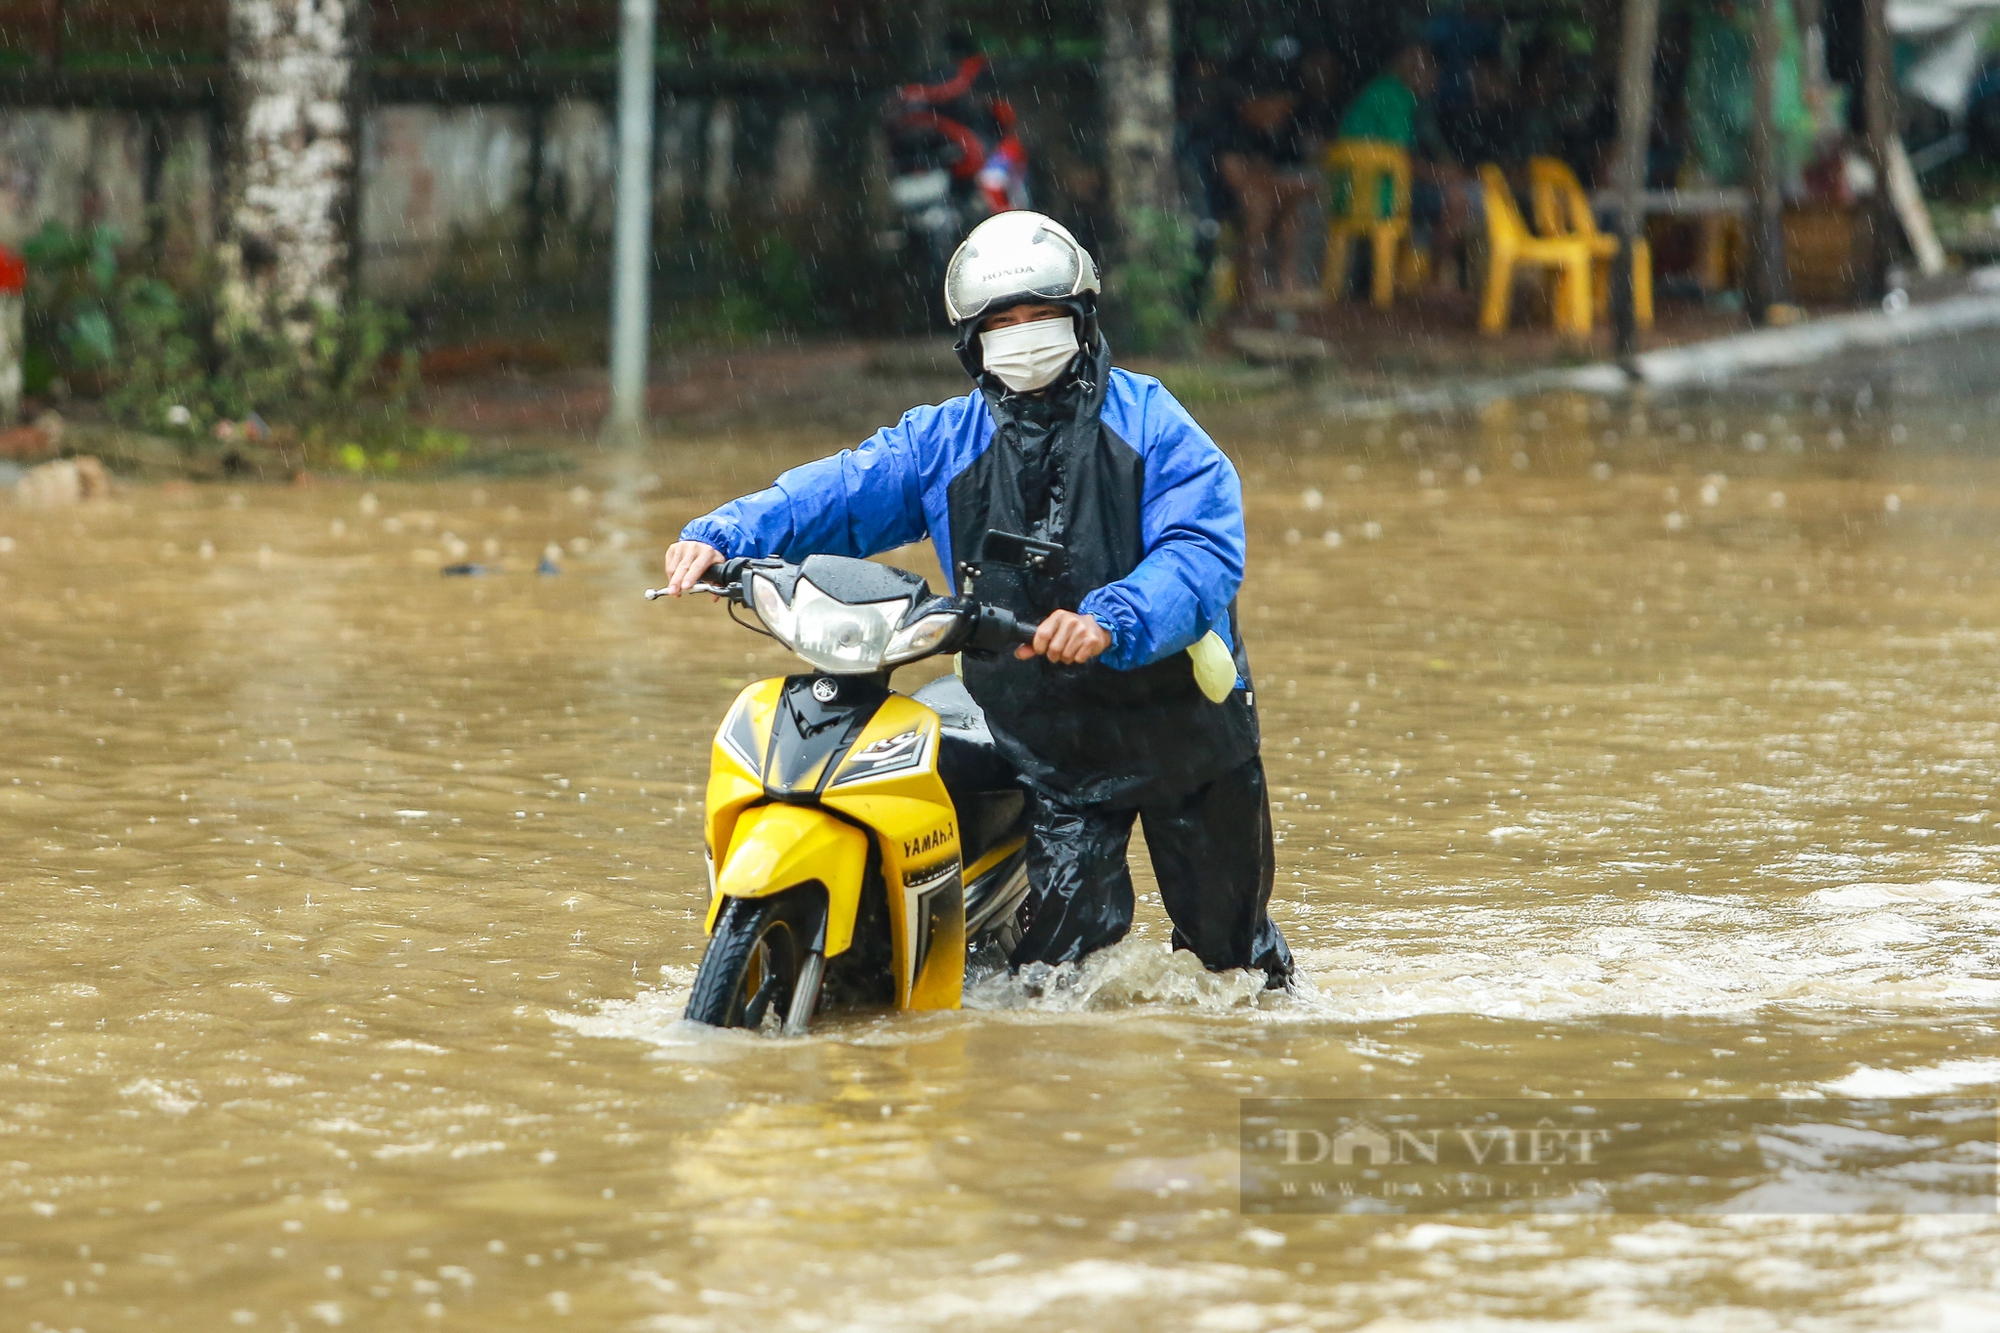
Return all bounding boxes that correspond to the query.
[1861,0,1897,301]
[1746,0,1790,321]
[1611,0,1660,360]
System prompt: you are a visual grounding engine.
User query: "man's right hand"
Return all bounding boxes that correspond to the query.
[661,541,726,596]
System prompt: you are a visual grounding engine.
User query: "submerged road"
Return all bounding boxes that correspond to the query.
[4,341,2000,1328]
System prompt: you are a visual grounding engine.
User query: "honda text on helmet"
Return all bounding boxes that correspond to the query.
[945,212,1101,394]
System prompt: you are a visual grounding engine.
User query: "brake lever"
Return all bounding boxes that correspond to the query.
[644,581,737,601]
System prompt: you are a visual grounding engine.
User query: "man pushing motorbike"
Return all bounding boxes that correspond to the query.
[661,212,1293,989]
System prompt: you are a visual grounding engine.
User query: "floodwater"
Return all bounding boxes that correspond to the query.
[5,345,2000,1331]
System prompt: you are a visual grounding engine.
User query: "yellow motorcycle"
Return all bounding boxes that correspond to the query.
[648,554,1039,1034]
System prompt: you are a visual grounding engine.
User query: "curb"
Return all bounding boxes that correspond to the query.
[1630,290,2000,386]
[1319,288,2000,418]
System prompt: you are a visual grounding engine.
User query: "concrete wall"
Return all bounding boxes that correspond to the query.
[0,75,1104,318]
[0,110,215,265]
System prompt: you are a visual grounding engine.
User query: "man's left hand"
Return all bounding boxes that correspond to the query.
[1017,610,1112,665]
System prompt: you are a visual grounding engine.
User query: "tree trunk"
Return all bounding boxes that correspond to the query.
[219,0,364,341]
[1101,0,1178,236]
[1100,0,1192,352]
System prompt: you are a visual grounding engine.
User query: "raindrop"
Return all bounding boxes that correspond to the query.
[1362,522,1383,540]
[1700,484,1721,506]
[1885,493,1902,513]
[257,545,273,570]
[483,537,501,558]
[1744,433,1767,452]
[1828,428,1846,449]
[568,486,593,506]
[1591,462,1613,481]
[199,541,216,560]
[1343,464,1365,482]
[1322,530,1342,548]
[568,536,591,555]
[1416,468,1436,487]
[384,517,404,534]
[1511,451,1529,470]
[1664,512,1685,532]
[1463,465,1481,485]
[1301,488,1324,511]
[330,519,345,537]
[1283,528,1301,544]
[1768,491,1787,509]
[359,493,380,516]
[0,536,14,554]
[1890,423,1909,444]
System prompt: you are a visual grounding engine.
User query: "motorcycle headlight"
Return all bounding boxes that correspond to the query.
[750,573,909,675]
[884,610,960,666]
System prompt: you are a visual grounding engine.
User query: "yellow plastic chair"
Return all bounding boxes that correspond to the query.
[1528,156,1653,328]
[1478,163,1592,337]
[1323,141,1414,309]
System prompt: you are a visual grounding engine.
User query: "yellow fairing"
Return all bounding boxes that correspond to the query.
[703,680,782,931]
[822,695,966,1011]
[713,802,869,956]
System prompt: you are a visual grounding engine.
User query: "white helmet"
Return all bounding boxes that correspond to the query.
[943,211,1101,327]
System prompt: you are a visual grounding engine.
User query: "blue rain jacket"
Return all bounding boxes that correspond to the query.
[680,367,1243,674]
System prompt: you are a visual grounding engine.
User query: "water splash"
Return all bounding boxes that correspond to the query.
[964,936,1273,1013]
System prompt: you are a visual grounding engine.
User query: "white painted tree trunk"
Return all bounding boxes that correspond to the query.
[1101,0,1177,234]
[220,0,362,340]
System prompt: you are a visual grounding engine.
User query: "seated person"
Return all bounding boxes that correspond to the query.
[1337,42,1480,292]
[1216,51,1318,304]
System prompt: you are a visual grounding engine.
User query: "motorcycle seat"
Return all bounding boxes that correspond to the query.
[912,673,1027,867]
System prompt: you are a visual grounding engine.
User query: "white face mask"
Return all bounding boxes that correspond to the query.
[978,317,1080,393]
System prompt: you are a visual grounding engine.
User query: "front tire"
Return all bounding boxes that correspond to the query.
[685,887,827,1033]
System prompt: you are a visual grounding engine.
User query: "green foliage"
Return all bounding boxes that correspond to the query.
[21,220,122,384]
[1105,208,1202,357]
[20,221,437,472]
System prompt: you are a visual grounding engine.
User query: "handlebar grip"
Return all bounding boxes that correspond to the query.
[692,557,750,594]
[968,604,1040,652]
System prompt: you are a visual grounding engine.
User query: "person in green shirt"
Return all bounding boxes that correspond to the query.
[1334,43,1476,293]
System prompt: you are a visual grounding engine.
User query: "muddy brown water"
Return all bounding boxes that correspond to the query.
[4,374,2000,1330]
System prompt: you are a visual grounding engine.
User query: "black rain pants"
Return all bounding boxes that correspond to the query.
[1007,755,1294,987]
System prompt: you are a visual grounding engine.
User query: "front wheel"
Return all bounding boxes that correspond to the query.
[684,886,828,1034]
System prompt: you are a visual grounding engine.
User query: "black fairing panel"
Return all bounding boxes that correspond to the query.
[765,674,890,795]
[796,555,931,613]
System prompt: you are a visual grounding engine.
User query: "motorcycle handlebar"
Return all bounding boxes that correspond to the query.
[644,557,750,603]
[966,603,1039,652]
